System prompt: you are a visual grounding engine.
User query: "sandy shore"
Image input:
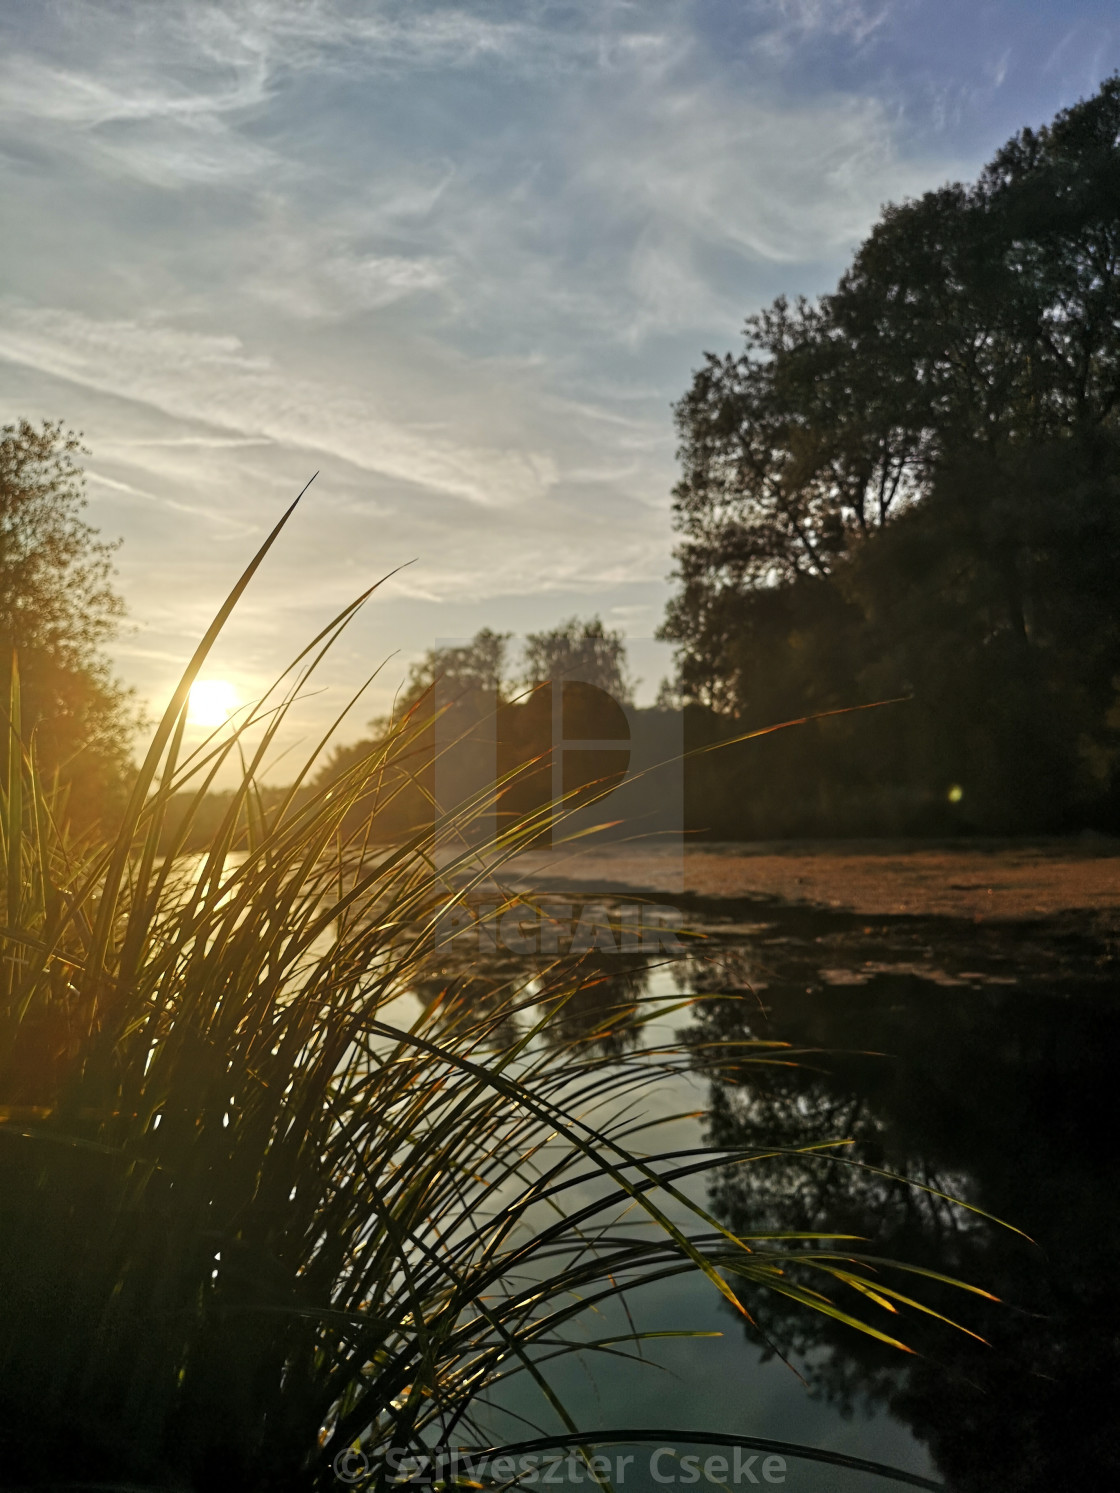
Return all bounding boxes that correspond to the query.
[511,837,1120,922]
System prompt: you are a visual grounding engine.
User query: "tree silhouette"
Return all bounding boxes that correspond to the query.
[662,77,1120,832]
[684,918,1120,1492]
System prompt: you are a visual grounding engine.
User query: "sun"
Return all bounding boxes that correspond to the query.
[187,679,240,728]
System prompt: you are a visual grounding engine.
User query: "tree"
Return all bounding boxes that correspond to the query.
[661,77,1120,831]
[0,419,134,825]
[521,615,634,704]
[312,629,513,841]
[314,621,638,843]
[399,627,511,712]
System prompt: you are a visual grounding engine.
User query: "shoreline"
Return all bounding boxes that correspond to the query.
[508,836,1120,924]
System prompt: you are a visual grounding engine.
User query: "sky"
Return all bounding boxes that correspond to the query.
[2,0,1118,763]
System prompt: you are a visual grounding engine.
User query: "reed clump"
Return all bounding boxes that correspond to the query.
[0,506,985,1490]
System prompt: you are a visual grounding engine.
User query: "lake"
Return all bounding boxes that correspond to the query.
[466,887,1118,1493]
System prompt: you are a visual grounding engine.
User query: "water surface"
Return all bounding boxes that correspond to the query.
[478,894,1117,1492]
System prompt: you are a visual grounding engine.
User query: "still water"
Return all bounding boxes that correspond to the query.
[472,894,1118,1493]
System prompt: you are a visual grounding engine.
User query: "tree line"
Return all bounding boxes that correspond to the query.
[658,76,1120,836]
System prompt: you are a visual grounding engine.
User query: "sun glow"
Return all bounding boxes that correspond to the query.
[187,679,240,728]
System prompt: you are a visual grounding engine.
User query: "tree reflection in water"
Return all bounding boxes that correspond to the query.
[417,894,1117,1489]
[679,906,1119,1492]
[412,908,651,1059]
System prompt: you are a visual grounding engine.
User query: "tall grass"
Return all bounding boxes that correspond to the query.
[0,506,985,1490]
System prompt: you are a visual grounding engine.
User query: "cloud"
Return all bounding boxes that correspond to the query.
[576,86,926,269]
[0,306,557,507]
[0,0,957,347]
[245,222,453,321]
[0,0,1011,742]
[440,60,968,349]
[753,0,896,52]
[0,0,598,152]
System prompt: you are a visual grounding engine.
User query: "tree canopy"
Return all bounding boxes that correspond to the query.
[0,419,134,824]
[661,76,1120,833]
[521,615,634,704]
[395,628,512,714]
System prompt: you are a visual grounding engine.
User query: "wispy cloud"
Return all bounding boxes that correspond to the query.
[752,0,897,56]
[0,306,556,507]
[1,0,1112,729]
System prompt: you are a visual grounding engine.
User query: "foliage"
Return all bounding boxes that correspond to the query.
[0,508,978,1489]
[522,615,635,704]
[661,77,1120,832]
[395,627,513,715]
[0,418,135,827]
